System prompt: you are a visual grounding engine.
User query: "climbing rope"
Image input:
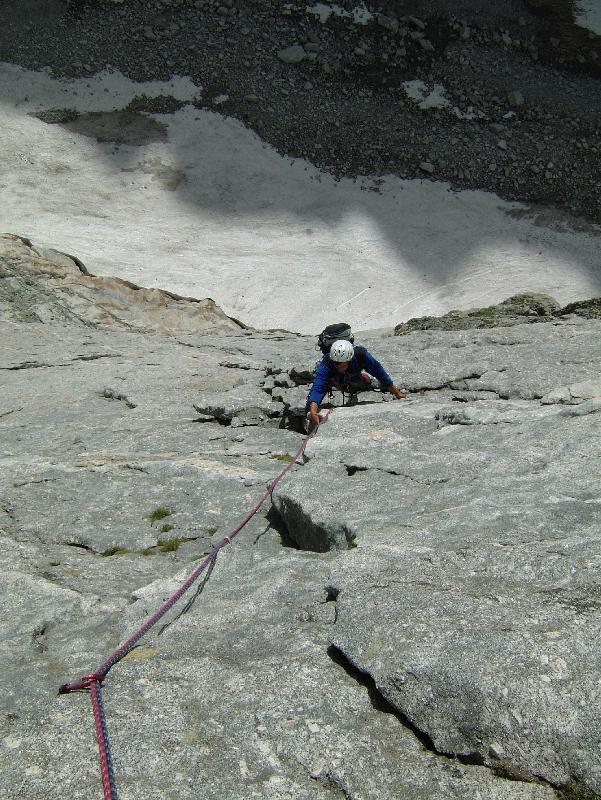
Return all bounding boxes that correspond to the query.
[59,413,329,800]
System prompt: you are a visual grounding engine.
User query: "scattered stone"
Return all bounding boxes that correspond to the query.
[507,90,525,107]
[277,44,306,64]
[377,14,399,34]
[407,15,426,30]
[541,377,601,405]
[193,384,282,425]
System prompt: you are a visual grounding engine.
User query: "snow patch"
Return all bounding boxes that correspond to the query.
[403,80,450,110]
[402,80,484,120]
[2,63,200,112]
[575,1,601,36]
[306,3,374,25]
[1,62,600,333]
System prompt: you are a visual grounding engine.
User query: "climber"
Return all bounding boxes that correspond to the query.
[305,339,408,430]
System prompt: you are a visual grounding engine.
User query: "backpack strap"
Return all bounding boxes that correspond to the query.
[353,345,367,369]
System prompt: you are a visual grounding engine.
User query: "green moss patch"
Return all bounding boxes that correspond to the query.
[30,108,80,125]
[157,537,189,553]
[101,546,129,557]
[149,505,172,525]
[126,94,186,114]
[394,293,561,335]
[557,782,601,800]
[559,298,601,319]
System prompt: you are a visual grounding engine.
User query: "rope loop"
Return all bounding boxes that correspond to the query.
[59,673,105,695]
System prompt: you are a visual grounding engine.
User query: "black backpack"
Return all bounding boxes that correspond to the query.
[317,322,354,354]
[316,324,368,377]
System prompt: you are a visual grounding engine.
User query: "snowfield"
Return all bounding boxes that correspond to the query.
[1,62,600,332]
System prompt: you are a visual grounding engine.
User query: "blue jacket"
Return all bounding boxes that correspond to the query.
[306,348,393,409]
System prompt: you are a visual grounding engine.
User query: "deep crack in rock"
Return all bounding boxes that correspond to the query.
[325,643,566,793]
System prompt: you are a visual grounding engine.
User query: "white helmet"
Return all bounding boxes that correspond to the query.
[329,340,354,362]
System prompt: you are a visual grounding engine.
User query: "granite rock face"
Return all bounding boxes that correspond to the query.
[273,357,601,793]
[2,240,601,799]
[0,234,244,335]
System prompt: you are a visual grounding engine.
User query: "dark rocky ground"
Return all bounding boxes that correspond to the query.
[0,0,600,221]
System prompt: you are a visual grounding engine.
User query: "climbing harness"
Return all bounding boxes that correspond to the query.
[59,414,330,800]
